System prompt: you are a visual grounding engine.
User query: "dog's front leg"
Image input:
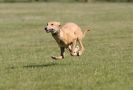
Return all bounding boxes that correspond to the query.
[51,47,65,60]
[60,47,65,58]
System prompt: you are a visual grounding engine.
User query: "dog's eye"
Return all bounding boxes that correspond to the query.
[51,24,53,26]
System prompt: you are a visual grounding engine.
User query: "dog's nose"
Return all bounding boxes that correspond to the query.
[45,27,47,30]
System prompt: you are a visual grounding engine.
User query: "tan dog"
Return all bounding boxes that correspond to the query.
[44,21,90,60]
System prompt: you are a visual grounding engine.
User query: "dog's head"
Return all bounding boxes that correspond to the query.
[44,21,61,34]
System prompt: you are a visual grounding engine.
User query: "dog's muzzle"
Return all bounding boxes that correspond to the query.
[45,28,57,34]
[44,27,50,33]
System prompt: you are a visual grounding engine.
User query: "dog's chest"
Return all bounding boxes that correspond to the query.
[58,31,64,40]
[59,32,69,45]
[52,33,67,46]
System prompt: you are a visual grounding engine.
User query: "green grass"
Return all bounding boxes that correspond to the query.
[0,2,133,90]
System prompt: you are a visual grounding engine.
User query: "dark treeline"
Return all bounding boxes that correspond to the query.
[0,0,133,2]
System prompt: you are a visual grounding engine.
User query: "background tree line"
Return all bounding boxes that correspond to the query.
[0,0,133,2]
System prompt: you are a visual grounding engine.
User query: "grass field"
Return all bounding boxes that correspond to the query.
[0,2,133,90]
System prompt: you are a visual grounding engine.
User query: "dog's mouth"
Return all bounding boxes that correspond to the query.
[45,28,54,33]
[45,28,58,34]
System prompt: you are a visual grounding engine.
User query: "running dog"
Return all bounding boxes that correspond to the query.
[44,21,90,60]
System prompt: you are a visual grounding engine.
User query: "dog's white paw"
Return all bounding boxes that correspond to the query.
[77,51,82,56]
[71,45,80,56]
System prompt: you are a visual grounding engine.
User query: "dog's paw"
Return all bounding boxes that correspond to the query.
[51,56,57,60]
[71,45,80,56]
[77,51,82,56]
[51,56,63,60]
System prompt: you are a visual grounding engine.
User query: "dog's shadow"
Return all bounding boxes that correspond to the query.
[23,62,67,68]
[7,62,67,70]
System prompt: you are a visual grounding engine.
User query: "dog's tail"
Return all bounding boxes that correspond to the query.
[83,29,90,37]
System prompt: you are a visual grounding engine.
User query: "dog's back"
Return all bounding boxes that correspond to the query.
[61,23,84,41]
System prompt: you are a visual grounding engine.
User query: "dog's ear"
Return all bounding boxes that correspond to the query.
[57,22,61,28]
[59,24,61,27]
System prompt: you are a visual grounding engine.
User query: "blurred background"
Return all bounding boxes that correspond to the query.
[0,0,133,3]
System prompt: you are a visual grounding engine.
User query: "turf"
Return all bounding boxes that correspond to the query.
[0,2,133,90]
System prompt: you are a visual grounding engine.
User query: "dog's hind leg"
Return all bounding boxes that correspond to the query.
[77,39,85,56]
[70,40,77,56]
[68,45,72,52]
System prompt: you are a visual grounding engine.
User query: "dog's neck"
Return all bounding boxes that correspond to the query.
[52,32,58,36]
[51,29,60,36]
